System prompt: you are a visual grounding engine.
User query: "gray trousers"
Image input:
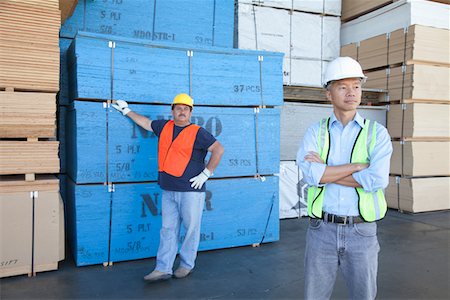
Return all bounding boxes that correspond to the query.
[304,218,380,300]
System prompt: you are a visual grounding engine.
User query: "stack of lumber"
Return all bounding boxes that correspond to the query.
[0,1,60,92]
[0,0,63,277]
[0,92,57,138]
[340,1,450,213]
[60,0,234,48]
[386,103,450,212]
[235,0,341,87]
[67,33,283,106]
[341,25,450,103]
[63,30,282,266]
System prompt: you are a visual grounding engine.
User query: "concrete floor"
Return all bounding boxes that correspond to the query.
[1,209,449,300]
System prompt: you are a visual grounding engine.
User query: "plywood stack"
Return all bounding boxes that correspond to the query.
[386,103,450,212]
[341,25,450,104]
[63,21,281,265]
[340,1,450,213]
[0,0,64,277]
[341,1,450,212]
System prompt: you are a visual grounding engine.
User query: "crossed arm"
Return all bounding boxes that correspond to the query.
[304,151,368,187]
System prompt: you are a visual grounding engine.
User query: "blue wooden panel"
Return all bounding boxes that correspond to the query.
[66,176,278,265]
[59,38,72,106]
[60,0,233,48]
[67,36,113,101]
[192,51,261,106]
[107,105,165,182]
[109,176,278,262]
[109,182,162,262]
[66,100,279,183]
[66,179,110,266]
[66,101,107,183]
[69,32,283,106]
[257,108,281,175]
[112,42,189,103]
[213,0,235,48]
[154,0,214,46]
[198,176,279,250]
[84,0,154,38]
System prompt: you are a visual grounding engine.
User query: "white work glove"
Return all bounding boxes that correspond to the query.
[112,100,131,115]
[189,168,211,189]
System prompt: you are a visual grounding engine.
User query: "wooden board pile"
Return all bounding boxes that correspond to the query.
[0,0,64,278]
[60,4,281,266]
[341,25,450,103]
[340,2,450,213]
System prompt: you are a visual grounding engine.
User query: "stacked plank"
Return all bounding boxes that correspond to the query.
[343,26,450,213]
[60,0,234,48]
[341,25,450,103]
[386,103,450,212]
[235,0,341,87]
[340,2,450,213]
[64,30,281,266]
[0,1,60,92]
[0,0,64,278]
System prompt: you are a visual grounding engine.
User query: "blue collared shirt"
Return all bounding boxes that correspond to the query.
[296,112,393,216]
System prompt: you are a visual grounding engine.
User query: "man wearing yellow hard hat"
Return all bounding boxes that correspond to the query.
[113,93,224,282]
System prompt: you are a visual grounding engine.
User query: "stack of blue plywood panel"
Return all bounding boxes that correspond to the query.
[60,0,234,48]
[60,2,283,267]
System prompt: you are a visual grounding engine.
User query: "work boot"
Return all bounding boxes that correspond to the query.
[173,267,193,279]
[143,270,171,282]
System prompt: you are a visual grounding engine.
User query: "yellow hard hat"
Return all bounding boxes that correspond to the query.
[172,93,193,108]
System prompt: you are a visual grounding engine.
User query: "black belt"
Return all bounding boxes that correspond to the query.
[323,212,365,224]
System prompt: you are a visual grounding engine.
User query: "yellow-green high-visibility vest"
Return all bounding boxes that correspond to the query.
[306,117,387,222]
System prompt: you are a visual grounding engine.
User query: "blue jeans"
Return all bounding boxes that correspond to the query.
[155,190,205,274]
[304,218,380,300]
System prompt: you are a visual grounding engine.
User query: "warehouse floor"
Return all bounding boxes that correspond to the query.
[1,209,449,300]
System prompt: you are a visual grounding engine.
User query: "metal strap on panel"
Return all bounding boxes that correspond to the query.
[254,107,260,179]
[187,50,194,96]
[258,55,264,107]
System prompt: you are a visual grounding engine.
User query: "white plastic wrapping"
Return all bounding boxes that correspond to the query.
[279,161,307,219]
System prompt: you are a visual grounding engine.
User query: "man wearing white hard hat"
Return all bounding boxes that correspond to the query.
[296,57,392,299]
[113,94,224,282]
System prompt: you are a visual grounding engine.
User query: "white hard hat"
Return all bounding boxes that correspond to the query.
[323,57,367,88]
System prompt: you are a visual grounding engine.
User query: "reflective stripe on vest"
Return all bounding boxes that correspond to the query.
[306,118,387,222]
[158,120,200,177]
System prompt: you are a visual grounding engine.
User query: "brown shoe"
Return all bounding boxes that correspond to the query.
[143,270,171,282]
[173,267,192,279]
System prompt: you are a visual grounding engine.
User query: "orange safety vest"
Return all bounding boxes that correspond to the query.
[158,120,200,177]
